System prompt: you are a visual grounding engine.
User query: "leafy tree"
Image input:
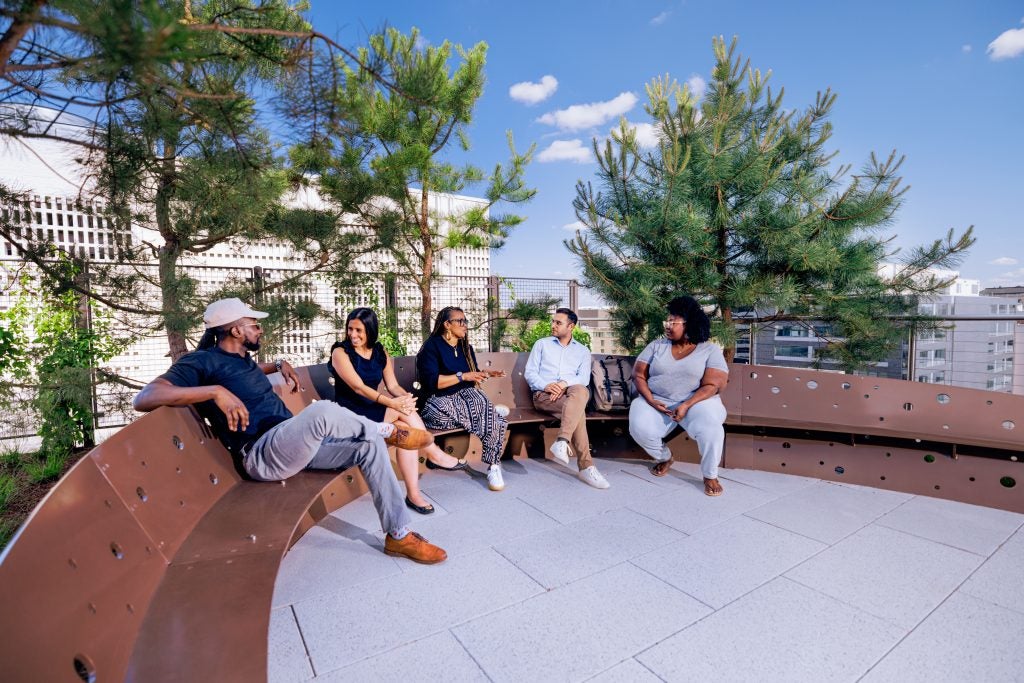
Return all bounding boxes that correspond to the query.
[0,1,395,359]
[508,320,592,353]
[568,37,973,367]
[305,27,536,341]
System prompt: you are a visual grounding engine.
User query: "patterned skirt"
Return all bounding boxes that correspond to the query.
[421,387,508,465]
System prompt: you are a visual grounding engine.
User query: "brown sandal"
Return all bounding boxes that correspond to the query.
[704,478,723,496]
[651,460,672,477]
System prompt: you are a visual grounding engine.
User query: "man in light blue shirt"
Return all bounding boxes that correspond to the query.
[525,308,609,489]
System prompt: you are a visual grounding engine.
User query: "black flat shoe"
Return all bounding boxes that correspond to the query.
[426,457,468,471]
[405,496,435,515]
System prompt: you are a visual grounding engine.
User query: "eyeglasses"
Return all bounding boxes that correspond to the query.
[663,319,685,327]
[448,318,468,326]
[238,322,262,330]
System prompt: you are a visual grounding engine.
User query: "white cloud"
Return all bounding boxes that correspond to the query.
[509,75,559,105]
[988,19,1024,60]
[562,221,588,232]
[612,121,660,148]
[962,44,973,53]
[537,92,638,131]
[686,75,708,102]
[413,33,430,51]
[537,139,593,163]
[650,10,672,26]
[990,257,1019,266]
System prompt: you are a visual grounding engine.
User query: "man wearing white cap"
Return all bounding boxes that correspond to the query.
[134,298,446,564]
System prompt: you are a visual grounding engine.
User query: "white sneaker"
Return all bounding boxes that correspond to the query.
[487,465,505,491]
[579,466,610,489]
[549,439,571,466]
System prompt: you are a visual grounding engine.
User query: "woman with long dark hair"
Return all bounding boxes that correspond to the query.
[416,307,509,491]
[329,307,467,515]
[629,296,730,496]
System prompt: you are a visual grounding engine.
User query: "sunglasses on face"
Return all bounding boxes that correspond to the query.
[448,318,468,326]
[238,322,262,330]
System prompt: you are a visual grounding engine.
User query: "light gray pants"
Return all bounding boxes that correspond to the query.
[628,395,727,479]
[243,401,411,538]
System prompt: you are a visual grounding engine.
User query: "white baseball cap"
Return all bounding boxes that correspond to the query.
[203,298,269,329]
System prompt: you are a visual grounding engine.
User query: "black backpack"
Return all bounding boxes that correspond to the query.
[590,355,636,411]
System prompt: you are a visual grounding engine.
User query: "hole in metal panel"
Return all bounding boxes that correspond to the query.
[178,500,185,507]
[819,461,825,465]
[886,452,891,457]
[412,381,421,390]
[87,603,96,615]
[942,425,949,430]
[757,448,764,452]
[832,404,838,409]
[767,374,773,378]
[937,394,950,404]
[1001,477,1016,488]
[835,466,845,474]
[782,442,791,449]
[781,462,786,467]
[1002,420,1015,430]
[879,417,885,422]
[209,474,218,485]
[841,382,851,390]
[924,454,935,463]
[110,542,124,559]
[880,476,886,481]
[68,558,77,569]
[750,372,758,378]
[172,435,184,450]
[864,394,870,399]
[771,387,780,394]
[1011,456,1019,462]
[987,400,993,406]
[135,486,147,502]
[140,460,147,468]
[73,655,96,682]
[934,485,941,490]
[806,381,818,389]
[969,477,976,482]
[903,402,913,411]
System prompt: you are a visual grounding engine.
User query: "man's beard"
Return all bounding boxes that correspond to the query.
[243,339,260,352]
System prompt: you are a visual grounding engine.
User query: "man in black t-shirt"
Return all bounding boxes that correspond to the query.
[133,298,446,564]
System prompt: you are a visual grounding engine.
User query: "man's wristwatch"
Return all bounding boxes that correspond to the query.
[275,359,284,373]
[456,371,464,381]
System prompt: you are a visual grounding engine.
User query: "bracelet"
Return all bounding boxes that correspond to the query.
[374,390,383,404]
[275,359,283,373]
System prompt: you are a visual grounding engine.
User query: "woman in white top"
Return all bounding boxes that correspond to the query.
[629,296,730,496]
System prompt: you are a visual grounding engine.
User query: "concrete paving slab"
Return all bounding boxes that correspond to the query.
[495,508,685,589]
[451,562,711,682]
[272,526,402,608]
[717,467,819,495]
[632,515,826,609]
[313,631,488,683]
[960,528,1024,614]
[874,494,1023,556]
[786,524,984,630]
[417,458,563,514]
[585,658,662,682]
[862,591,1024,683]
[396,496,560,562]
[293,548,542,673]
[636,577,904,682]
[627,478,779,535]
[268,607,314,683]
[744,481,909,544]
[612,457,706,490]
[512,466,664,525]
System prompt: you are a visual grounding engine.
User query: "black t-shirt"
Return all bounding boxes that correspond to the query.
[416,335,479,398]
[160,347,292,454]
[327,340,387,422]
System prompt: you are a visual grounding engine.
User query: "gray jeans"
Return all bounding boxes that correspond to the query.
[628,395,727,479]
[243,401,410,538]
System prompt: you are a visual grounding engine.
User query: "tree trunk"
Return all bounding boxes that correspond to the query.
[418,186,433,342]
[155,136,188,360]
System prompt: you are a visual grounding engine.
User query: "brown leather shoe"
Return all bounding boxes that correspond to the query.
[384,531,447,564]
[384,421,433,450]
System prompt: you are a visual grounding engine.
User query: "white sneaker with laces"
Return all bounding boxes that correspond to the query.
[487,465,505,491]
[579,465,610,489]
[549,439,571,466]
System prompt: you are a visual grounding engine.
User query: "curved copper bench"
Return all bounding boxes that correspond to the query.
[1,357,1022,681]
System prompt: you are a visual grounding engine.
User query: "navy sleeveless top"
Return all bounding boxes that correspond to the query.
[328,340,388,422]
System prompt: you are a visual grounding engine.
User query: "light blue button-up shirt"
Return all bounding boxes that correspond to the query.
[524,336,592,391]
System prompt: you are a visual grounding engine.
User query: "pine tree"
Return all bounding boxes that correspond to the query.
[568,36,974,368]
[305,27,536,341]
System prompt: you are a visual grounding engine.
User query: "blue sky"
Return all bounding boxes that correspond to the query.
[310,1,1024,289]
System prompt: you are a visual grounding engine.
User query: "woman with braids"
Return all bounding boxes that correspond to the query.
[629,296,730,496]
[416,307,509,491]
[329,307,468,515]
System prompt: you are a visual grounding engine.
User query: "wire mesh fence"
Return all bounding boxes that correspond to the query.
[2,260,1022,445]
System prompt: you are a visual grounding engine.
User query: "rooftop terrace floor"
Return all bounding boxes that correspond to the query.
[268,456,1024,682]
